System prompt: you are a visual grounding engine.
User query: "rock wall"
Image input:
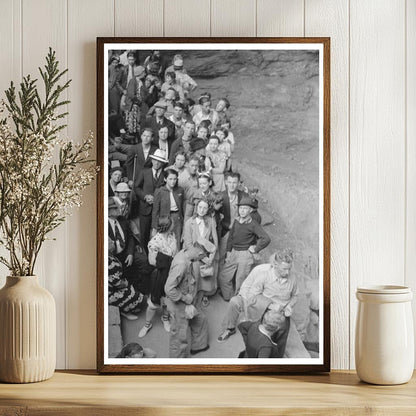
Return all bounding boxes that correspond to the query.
[184,50,320,268]
[184,49,320,345]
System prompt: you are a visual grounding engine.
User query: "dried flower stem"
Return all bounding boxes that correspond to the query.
[0,48,96,276]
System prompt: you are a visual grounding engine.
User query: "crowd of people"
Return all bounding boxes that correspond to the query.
[107,50,309,359]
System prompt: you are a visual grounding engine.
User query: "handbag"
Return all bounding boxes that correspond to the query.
[199,263,214,278]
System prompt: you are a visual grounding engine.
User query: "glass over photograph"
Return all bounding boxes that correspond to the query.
[101,42,326,367]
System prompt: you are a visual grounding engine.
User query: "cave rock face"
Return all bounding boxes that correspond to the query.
[181,49,321,344]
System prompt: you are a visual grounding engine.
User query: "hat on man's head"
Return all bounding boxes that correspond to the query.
[149,149,169,164]
[133,65,146,78]
[250,198,259,209]
[115,182,131,193]
[195,237,216,254]
[154,100,168,109]
[238,195,257,209]
[189,138,206,153]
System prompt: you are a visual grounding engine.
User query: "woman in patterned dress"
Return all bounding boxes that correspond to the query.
[108,238,144,320]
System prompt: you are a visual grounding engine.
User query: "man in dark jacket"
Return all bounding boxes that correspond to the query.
[151,168,184,248]
[108,197,152,296]
[134,149,168,249]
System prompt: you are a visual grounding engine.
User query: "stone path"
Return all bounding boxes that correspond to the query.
[121,293,245,358]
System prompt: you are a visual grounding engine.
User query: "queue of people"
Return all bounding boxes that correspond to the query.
[108,50,308,359]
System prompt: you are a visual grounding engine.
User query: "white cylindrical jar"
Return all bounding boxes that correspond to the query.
[355,285,414,385]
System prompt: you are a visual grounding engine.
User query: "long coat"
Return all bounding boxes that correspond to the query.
[134,168,165,216]
[108,216,135,261]
[151,185,184,230]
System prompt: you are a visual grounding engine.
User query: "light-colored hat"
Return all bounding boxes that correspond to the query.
[115,182,131,193]
[196,237,216,254]
[133,65,146,78]
[149,149,168,164]
[154,100,168,109]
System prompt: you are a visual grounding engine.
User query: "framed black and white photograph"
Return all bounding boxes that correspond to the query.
[96,37,330,374]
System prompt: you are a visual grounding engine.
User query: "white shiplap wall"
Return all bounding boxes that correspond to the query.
[0,0,413,370]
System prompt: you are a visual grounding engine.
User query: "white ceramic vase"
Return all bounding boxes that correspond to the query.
[355,285,414,385]
[0,276,56,383]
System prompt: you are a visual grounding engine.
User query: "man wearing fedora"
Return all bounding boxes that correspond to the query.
[164,237,215,358]
[134,148,169,249]
[218,195,271,301]
[108,196,153,315]
[145,100,175,142]
[114,182,132,219]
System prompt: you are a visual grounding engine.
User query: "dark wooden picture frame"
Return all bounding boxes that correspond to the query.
[97,37,330,373]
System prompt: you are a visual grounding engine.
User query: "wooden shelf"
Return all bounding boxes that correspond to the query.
[0,370,415,415]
